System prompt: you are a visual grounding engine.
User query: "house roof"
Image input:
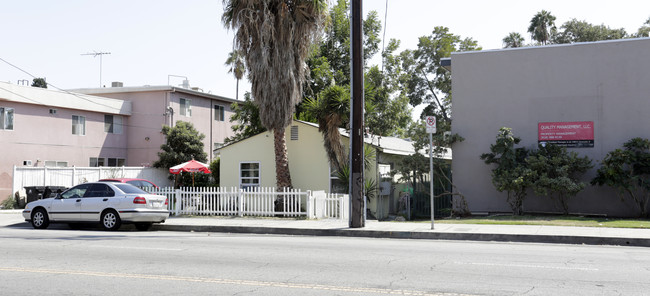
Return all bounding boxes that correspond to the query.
[0,82,131,115]
[297,120,452,160]
[216,119,451,160]
[71,85,237,104]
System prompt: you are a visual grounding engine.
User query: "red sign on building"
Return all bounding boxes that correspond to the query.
[538,121,594,148]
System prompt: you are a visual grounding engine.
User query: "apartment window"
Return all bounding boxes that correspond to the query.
[44,161,68,167]
[72,115,85,135]
[0,107,14,130]
[180,98,191,116]
[89,157,106,167]
[240,162,260,189]
[107,158,126,167]
[104,115,123,134]
[214,105,225,121]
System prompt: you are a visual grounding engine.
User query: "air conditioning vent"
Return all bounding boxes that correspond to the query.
[290,125,299,140]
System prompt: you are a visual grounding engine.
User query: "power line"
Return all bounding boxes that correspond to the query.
[0,84,169,133]
[380,0,389,76]
[0,56,122,111]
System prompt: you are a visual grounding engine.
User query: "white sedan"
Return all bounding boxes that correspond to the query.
[22,182,169,231]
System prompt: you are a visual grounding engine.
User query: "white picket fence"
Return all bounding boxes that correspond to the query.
[145,187,348,220]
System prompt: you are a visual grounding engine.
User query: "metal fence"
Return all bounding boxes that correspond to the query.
[145,187,348,220]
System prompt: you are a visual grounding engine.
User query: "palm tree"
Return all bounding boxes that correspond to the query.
[502,32,525,48]
[304,85,350,172]
[222,0,328,188]
[527,10,556,45]
[224,50,245,101]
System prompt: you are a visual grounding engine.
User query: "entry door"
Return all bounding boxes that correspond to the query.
[49,184,90,221]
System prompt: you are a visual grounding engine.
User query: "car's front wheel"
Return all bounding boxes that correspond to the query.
[101,210,121,231]
[31,208,49,229]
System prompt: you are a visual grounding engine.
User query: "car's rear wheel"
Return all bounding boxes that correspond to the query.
[101,210,121,231]
[135,222,153,231]
[31,208,49,229]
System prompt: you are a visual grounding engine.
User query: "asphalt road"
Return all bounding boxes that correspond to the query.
[1,224,649,295]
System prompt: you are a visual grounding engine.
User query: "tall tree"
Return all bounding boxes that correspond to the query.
[364,40,412,138]
[222,0,328,188]
[635,17,650,37]
[553,19,627,44]
[31,78,47,88]
[502,32,525,48]
[401,26,480,123]
[396,28,478,215]
[528,10,557,45]
[302,0,409,172]
[310,0,381,90]
[224,50,245,100]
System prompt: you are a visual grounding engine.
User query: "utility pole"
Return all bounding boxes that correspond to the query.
[349,0,365,228]
[81,51,111,87]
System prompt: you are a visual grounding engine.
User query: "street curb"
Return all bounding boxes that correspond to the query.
[153,224,650,247]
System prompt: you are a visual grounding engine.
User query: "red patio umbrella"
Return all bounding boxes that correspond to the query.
[169,160,211,186]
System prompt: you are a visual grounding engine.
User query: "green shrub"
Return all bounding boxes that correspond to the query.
[1,195,17,209]
[592,137,650,217]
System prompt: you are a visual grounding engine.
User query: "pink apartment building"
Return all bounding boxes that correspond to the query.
[0,82,236,200]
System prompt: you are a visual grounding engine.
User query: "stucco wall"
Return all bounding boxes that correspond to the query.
[451,38,650,217]
[88,89,236,166]
[0,101,128,199]
[168,92,235,162]
[219,121,330,191]
[89,90,167,167]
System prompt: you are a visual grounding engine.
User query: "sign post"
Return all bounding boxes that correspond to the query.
[425,116,436,230]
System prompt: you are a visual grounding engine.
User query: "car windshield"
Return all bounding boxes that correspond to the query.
[114,183,147,194]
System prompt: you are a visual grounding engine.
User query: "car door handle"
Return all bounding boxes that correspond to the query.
[76,199,81,202]
[103,198,108,201]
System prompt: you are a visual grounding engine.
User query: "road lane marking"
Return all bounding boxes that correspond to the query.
[86,245,184,251]
[455,262,599,271]
[0,266,477,296]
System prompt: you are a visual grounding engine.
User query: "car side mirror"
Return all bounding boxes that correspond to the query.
[55,193,62,199]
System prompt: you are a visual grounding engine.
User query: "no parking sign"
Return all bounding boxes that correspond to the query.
[425,116,436,133]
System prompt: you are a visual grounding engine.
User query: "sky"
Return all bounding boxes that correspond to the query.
[1,0,649,105]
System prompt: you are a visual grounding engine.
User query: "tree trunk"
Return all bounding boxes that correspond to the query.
[321,114,346,172]
[274,128,292,189]
[235,79,239,101]
[559,193,569,215]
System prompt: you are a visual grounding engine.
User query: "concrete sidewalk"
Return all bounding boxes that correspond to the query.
[3,210,650,247]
